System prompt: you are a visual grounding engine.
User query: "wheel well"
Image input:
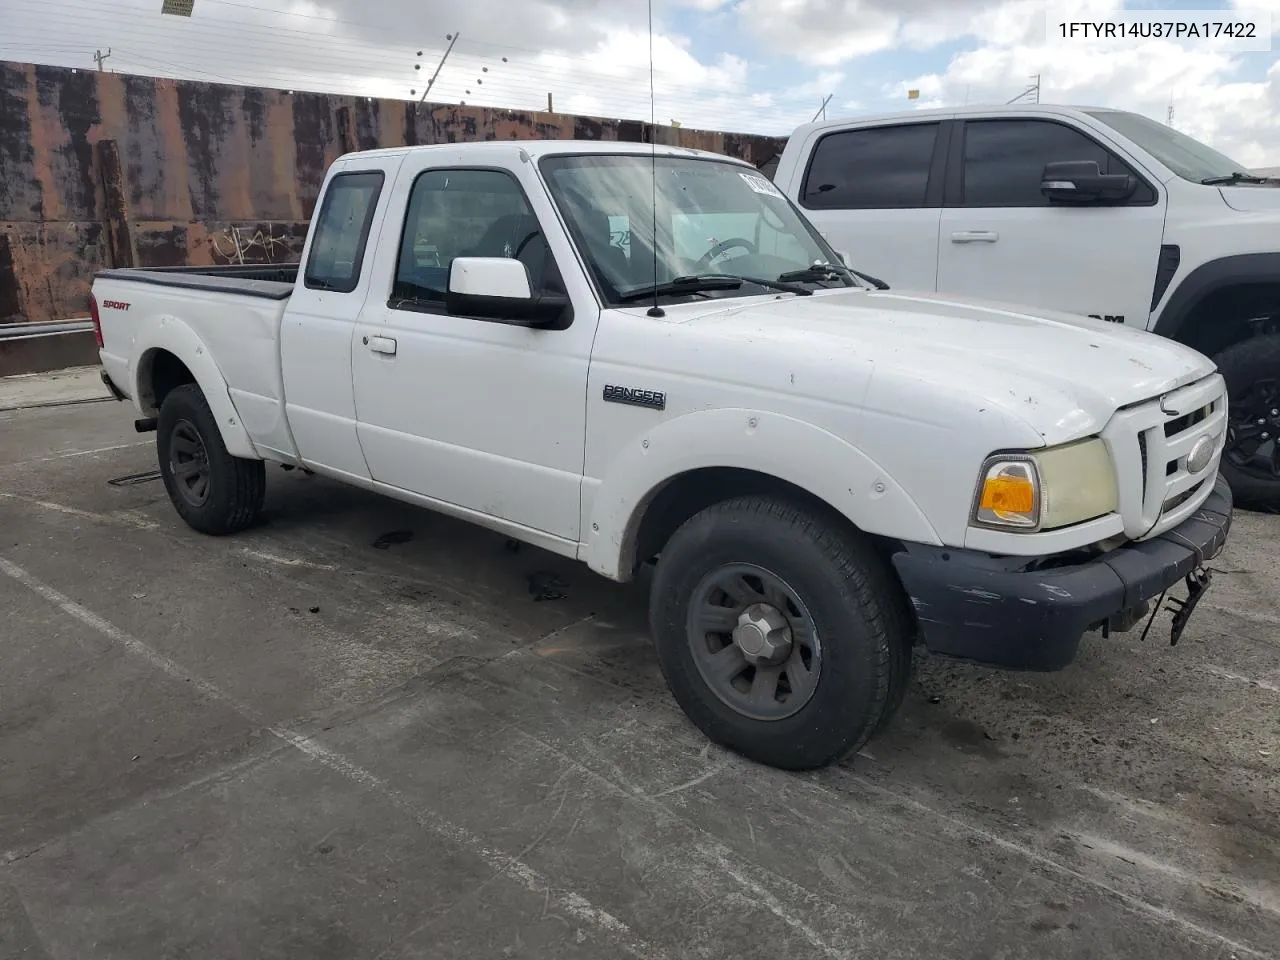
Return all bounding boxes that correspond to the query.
[1173,281,1280,358]
[627,466,891,578]
[138,349,196,415]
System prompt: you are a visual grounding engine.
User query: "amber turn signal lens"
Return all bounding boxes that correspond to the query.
[979,474,1035,514]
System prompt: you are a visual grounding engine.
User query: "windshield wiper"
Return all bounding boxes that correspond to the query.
[777,262,891,290]
[1200,171,1270,185]
[616,274,812,303]
[777,263,852,284]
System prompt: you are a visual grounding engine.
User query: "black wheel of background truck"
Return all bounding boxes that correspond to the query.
[648,495,912,771]
[1214,334,1280,511]
[156,383,266,535]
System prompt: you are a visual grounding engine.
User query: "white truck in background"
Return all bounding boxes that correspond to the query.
[92,139,1232,771]
[768,103,1280,510]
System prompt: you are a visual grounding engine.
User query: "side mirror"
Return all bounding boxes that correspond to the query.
[445,257,571,329]
[1040,160,1137,204]
[836,250,852,266]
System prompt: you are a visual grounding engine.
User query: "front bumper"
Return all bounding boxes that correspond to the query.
[890,474,1233,671]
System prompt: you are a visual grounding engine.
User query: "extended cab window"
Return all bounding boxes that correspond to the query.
[959,119,1155,207]
[393,168,554,306]
[800,123,939,209]
[304,171,384,292]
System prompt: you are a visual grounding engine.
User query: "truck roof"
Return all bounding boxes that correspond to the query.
[334,139,754,166]
[788,102,1127,140]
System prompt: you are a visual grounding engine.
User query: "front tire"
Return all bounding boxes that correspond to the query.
[1215,333,1280,511]
[156,383,266,535]
[648,495,913,771]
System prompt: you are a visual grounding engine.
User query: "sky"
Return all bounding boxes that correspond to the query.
[2,0,1279,165]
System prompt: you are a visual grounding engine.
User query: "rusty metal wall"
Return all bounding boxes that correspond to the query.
[0,60,786,324]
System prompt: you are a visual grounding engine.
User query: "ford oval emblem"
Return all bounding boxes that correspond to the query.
[1187,435,1216,474]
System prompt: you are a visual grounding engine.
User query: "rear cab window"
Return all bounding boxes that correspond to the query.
[304,170,386,292]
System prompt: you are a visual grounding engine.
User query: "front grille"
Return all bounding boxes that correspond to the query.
[1102,374,1227,541]
[1163,402,1213,438]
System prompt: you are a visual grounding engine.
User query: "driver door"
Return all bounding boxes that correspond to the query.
[351,160,598,543]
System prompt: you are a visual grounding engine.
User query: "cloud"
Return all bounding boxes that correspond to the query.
[889,0,1280,165]
[6,0,1280,161]
[734,0,995,63]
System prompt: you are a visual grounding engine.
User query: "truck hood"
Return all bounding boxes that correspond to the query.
[1218,183,1280,213]
[663,288,1216,441]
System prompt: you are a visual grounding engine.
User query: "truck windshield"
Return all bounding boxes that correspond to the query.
[1083,109,1258,184]
[538,153,857,306]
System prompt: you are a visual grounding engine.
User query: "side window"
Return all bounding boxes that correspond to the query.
[394,168,551,304]
[959,119,1155,207]
[304,171,384,293]
[800,123,939,210]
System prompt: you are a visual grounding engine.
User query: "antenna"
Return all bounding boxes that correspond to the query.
[93,48,112,72]
[645,0,664,318]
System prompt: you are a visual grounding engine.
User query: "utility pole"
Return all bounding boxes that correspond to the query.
[1167,91,1175,127]
[93,48,112,72]
[812,93,833,122]
[418,33,459,104]
[1006,73,1040,104]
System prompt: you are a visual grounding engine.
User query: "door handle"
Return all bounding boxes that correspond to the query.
[364,335,397,356]
[951,230,999,243]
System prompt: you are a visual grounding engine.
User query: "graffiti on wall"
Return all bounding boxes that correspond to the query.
[210,223,295,264]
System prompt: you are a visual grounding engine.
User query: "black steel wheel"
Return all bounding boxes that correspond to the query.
[1214,333,1280,510]
[156,383,266,535]
[649,495,912,771]
[687,563,822,722]
[1224,376,1280,480]
[168,420,212,508]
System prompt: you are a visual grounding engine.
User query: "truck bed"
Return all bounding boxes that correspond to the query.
[94,264,300,464]
[95,264,298,300]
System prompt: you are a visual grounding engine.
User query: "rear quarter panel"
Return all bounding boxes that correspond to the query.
[94,275,294,460]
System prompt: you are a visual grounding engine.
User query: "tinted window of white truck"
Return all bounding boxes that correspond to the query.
[959,119,1155,207]
[800,122,939,210]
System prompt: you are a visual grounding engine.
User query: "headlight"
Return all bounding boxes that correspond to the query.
[971,437,1119,532]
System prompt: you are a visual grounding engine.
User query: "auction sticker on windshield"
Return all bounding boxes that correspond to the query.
[739,172,784,198]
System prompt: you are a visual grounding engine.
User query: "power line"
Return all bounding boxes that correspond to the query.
[0,2,827,131]
[2,28,818,132]
[1,13,758,112]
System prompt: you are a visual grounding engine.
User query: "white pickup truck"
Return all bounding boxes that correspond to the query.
[92,139,1233,771]
[769,103,1280,510]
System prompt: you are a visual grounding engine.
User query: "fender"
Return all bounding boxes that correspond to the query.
[580,407,941,581]
[1152,252,1280,342]
[131,314,260,460]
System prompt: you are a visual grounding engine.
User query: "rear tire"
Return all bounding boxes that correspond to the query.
[1214,333,1280,511]
[648,495,912,771]
[156,383,265,535]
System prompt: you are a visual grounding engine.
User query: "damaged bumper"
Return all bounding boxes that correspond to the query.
[889,474,1233,671]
